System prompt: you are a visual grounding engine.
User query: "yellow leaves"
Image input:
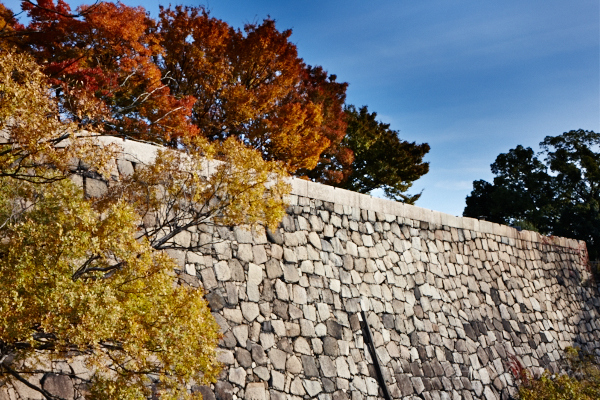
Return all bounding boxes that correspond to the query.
[0,49,123,181]
[108,134,290,237]
[0,176,222,396]
[0,46,290,399]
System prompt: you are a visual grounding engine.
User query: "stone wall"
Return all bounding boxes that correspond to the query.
[181,178,599,400]
[2,137,599,400]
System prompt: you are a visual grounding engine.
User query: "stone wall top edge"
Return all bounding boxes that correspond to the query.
[291,177,581,248]
[97,135,162,165]
[90,137,581,250]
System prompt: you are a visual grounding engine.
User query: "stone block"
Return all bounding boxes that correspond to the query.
[116,158,134,177]
[214,261,231,281]
[283,264,300,283]
[245,383,266,400]
[306,180,335,202]
[290,178,308,197]
[286,355,303,374]
[192,385,216,400]
[303,380,323,397]
[214,382,233,400]
[241,302,260,322]
[85,177,107,198]
[42,374,74,400]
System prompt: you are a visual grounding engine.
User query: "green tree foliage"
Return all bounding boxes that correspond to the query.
[324,105,430,204]
[464,130,600,259]
[0,48,289,399]
[464,145,554,231]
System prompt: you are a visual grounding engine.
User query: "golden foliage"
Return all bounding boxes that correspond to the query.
[0,49,118,181]
[0,48,290,399]
[0,178,221,399]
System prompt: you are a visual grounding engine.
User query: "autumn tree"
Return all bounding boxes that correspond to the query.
[158,5,348,172]
[1,0,350,173]
[0,48,289,399]
[294,66,352,184]
[3,0,432,201]
[0,2,21,48]
[3,0,196,143]
[318,105,430,203]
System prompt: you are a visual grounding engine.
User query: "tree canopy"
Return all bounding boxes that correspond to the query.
[158,6,349,172]
[316,105,430,204]
[0,0,429,200]
[1,0,348,172]
[464,129,600,259]
[0,47,289,399]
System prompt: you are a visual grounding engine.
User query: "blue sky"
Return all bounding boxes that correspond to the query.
[5,0,599,216]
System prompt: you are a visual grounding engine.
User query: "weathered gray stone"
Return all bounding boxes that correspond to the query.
[398,374,414,396]
[283,264,300,282]
[483,386,497,400]
[232,325,249,346]
[229,367,246,387]
[293,285,308,304]
[85,177,108,198]
[289,304,304,319]
[301,355,319,377]
[274,279,289,301]
[248,263,263,285]
[215,381,234,400]
[241,302,260,322]
[237,243,254,262]
[291,378,306,396]
[266,259,283,279]
[229,259,245,281]
[294,337,312,355]
[266,228,284,245]
[303,380,323,397]
[286,355,303,374]
[234,226,254,243]
[214,261,231,281]
[253,245,268,265]
[472,381,484,397]
[236,348,253,368]
[323,336,339,356]
[268,348,287,370]
[190,385,215,400]
[116,158,134,176]
[319,356,337,377]
[251,344,268,365]
[332,390,349,400]
[245,382,266,400]
[336,357,351,379]
[283,247,298,263]
[254,366,270,381]
[271,370,285,391]
[42,374,74,400]
[217,349,234,365]
[412,377,425,394]
[326,320,343,339]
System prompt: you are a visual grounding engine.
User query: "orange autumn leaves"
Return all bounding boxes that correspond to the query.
[160,7,343,171]
[4,1,348,174]
[13,0,197,142]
